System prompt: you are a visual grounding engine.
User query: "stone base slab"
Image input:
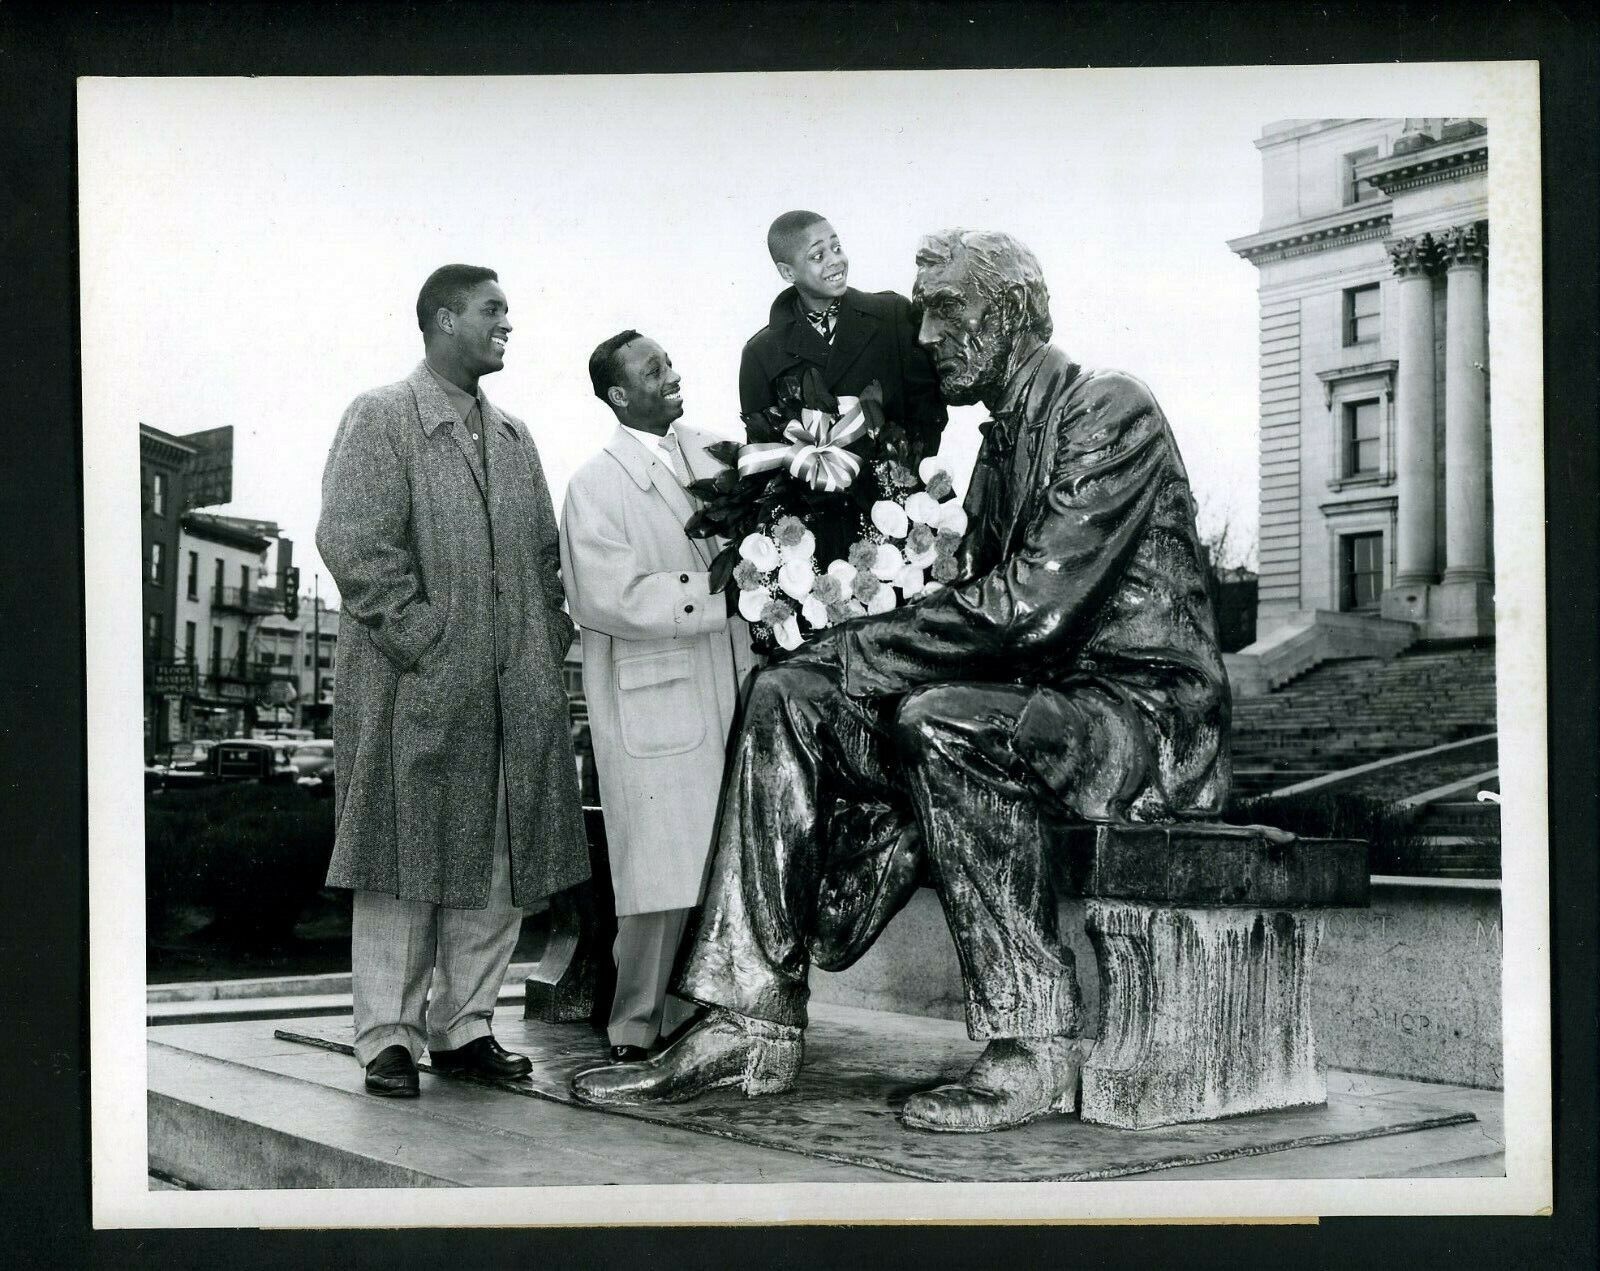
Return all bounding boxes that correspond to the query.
[1082,902,1326,1129]
[148,1005,1490,1188]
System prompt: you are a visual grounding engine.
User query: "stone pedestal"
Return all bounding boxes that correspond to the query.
[1073,824,1368,1130]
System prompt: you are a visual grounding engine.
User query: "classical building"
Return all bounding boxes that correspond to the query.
[1228,118,1491,648]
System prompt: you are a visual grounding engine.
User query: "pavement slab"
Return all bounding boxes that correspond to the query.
[147,1003,1499,1188]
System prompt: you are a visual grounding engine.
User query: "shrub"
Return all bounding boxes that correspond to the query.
[146,784,334,948]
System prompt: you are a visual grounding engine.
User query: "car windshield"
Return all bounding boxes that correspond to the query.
[293,743,333,758]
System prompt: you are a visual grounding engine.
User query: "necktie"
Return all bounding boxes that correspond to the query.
[660,429,694,489]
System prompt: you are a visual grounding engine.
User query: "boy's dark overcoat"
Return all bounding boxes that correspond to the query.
[738,286,947,459]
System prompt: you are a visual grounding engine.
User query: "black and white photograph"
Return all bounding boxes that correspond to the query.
[81,60,1550,1227]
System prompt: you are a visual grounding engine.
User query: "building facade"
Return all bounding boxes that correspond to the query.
[256,598,340,734]
[1228,118,1491,642]
[140,427,196,751]
[171,513,296,740]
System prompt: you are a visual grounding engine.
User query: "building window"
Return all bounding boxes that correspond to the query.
[304,653,312,668]
[1341,533,1384,611]
[184,621,196,664]
[210,625,223,676]
[1344,284,1380,345]
[1343,147,1379,205]
[152,472,167,516]
[146,614,163,661]
[148,542,163,584]
[1343,399,1382,477]
[213,558,225,601]
[186,551,199,600]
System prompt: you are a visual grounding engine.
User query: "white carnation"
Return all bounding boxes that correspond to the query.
[826,559,858,587]
[800,595,830,628]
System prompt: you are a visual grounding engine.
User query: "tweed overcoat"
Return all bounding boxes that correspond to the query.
[560,424,756,916]
[739,286,948,462]
[316,362,590,909]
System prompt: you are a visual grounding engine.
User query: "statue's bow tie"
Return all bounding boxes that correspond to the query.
[980,413,1020,457]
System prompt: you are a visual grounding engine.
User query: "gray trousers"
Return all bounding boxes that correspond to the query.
[351,758,523,1066]
[606,907,699,1049]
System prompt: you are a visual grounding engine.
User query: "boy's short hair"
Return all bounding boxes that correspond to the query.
[767,210,829,264]
[416,264,498,333]
[588,329,644,403]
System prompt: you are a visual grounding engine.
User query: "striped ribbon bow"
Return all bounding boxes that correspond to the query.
[736,398,870,493]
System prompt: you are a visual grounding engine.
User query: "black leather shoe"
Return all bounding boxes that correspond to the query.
[364,1044,420,1098]
[609,1044,651,1064]
[429,1034,533,1080]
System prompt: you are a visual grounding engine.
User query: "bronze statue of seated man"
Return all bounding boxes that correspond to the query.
[571,228,1231,1133]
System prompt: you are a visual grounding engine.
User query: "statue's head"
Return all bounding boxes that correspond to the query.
[912,230,1052,406]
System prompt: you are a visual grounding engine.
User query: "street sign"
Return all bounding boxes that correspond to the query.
[151,661,197,695]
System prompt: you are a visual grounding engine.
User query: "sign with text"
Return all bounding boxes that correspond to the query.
[150,661,197,695]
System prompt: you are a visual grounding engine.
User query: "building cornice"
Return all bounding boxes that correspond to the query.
[180,512,271,552]
[1357,135,1488,198]
[139,423,198,466]
[1228,201,1392,268]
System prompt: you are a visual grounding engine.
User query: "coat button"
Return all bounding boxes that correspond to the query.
[679,573,689,583]
[684,604,694,614]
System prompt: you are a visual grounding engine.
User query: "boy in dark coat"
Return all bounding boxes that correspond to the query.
[739,211,947,465]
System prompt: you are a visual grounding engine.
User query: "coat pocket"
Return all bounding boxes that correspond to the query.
[615,648,707,759]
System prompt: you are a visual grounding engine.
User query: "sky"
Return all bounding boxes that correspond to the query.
[77,67,1495,606]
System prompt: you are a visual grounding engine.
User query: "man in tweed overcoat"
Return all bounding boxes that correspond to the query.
[317,264,589,1097]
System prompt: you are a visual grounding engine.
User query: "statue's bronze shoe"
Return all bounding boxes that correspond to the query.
[570,1007,803,1106]
[900,1036,1084,1133]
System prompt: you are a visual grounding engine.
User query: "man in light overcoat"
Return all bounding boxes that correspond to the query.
[560,330,755,1064]
[317,263,589,1098]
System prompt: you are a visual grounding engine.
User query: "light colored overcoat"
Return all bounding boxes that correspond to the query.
[560,424,756,916]
[316,363,589,909]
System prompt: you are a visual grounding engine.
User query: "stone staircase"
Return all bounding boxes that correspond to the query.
[1230,642,1498,801]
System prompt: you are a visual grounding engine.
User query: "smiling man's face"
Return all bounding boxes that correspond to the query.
[443,280,512,377]
[611,336,683,434]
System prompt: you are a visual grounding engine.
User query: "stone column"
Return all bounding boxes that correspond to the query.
[1388,234,1440,585]
[1440,222,1490,583]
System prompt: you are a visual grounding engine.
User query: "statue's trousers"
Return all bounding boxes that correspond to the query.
[676,662,1089,1040]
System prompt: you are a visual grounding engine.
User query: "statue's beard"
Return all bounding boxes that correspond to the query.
[935,324,1010,406]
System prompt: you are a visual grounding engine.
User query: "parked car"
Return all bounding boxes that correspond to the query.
[145,739,218,793]
[290,739,336,796]
[209,738,299,785]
